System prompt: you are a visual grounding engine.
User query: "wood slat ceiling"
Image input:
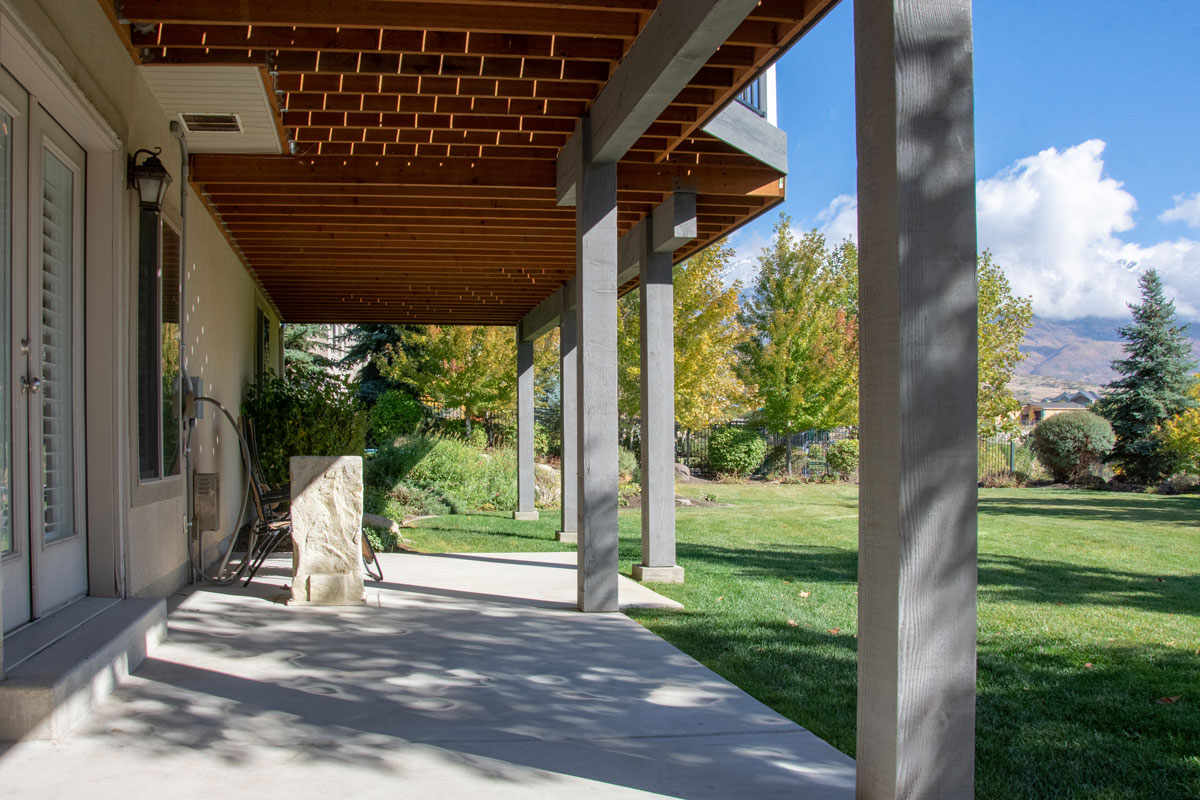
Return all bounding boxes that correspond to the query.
[106,0,836,324]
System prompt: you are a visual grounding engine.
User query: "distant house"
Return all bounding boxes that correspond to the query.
[1047,390,1102,406]
[1019,400,1089,426]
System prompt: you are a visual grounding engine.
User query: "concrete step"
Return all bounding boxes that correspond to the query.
[0,597,166,741]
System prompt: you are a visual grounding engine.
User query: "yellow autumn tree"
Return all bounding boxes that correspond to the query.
[376,325,515,436]
[1163,373,1200,474]
[738,218,859,474]
[616,240,752,429]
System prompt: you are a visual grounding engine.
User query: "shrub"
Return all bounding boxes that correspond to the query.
[826,439,860,480]
[708,426,767,477]
[368,390,424,445]
[534,422,551,458]
[1030,411,1115,484]
[243,372,366,486]
[618,447,640,484]
[364,435,516,512]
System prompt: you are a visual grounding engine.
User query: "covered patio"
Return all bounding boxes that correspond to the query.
[0,0,979,795]
[0,553,855,798]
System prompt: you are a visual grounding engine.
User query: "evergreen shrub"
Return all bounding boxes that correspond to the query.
[1030,411,1115,484]
[368,390,424,445]
[708,426,767,477]
[826,439,860,480]
[243,373,366,486]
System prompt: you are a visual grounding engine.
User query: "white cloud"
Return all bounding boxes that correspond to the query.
[975,139,1153,318]
[725,227,773,289]
[816,194,858,244]
[1160,192,1200,228]
[758,141,1200,320]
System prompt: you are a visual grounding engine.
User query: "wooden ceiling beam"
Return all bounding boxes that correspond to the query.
[134,25,628,61]
[221,204,574,220]
[191,154,556,188]
[120,1,644,39]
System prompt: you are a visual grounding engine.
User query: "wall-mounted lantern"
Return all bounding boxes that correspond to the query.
[127,147,173,213]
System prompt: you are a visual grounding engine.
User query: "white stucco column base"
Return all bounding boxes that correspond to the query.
[555,531,578,544]
[632,564,685,584]
[513,511,540,522]
[289,456,365,606]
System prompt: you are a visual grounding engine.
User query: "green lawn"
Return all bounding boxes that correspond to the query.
[405,485,1200,799]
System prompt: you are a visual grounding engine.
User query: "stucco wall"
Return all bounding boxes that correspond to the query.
[11,0,279,598]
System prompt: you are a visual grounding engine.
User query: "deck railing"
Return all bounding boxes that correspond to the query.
[734,75,767,117]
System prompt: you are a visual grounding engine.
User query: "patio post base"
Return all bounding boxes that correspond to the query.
[632,564,685,584]
[513,511,540,521]
[555,531,578,543]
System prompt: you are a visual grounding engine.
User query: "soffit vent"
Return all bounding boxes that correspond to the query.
[180,112,242,133]
[140,66,283,154]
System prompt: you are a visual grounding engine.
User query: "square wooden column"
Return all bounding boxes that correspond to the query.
[557,295,579,542]
[854,0,978,796]
[573,135,620,613]
[633,245,682,583]
[514,333,538,521]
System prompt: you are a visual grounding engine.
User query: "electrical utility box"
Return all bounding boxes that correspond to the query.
[194,473,220,532]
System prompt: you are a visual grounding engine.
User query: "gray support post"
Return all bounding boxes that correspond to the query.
[514,333,538,521]
[574,128,620,613]
[854,1,978,797]
[632,243,683,583]
[557,296,579,542]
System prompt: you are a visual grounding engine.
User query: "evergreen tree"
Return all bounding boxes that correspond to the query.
[738,217,858,474]
[1098,269,1198,483]
[338,323,424,401]
[282,323,337,381]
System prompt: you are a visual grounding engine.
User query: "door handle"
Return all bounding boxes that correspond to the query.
[22,375,42,393]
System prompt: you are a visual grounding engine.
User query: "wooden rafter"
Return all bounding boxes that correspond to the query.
[106,0,824,324]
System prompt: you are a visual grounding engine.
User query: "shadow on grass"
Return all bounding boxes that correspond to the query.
[628,607,1200,799]
[979,492,1200,526]
[673,538,1198,617]
[979,553,1200,615]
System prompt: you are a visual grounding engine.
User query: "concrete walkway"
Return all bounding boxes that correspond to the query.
[0,552,855,799]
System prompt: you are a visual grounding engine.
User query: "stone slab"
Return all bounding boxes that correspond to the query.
[512,510,540,522]
[631,564,685,584]
[290,455,364,606]
[555,531,578,544]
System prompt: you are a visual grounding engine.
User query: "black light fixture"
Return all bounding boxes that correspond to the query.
[127,147,172,213]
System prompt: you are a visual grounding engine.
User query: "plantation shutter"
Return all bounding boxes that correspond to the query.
[39,148,75,543]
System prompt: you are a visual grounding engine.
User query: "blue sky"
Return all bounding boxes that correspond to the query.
[727,1,1200,320]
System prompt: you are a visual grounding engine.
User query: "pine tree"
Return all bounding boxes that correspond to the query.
[1098,269,1198,483]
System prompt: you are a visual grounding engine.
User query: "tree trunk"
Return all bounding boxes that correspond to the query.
[786,437,793,476]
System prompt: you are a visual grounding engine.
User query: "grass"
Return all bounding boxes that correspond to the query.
[405,485,1200,799]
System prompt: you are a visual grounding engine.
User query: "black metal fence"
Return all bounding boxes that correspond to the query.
[675,424,853,478]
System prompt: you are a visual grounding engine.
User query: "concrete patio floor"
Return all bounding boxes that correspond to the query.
[0,551,855,799]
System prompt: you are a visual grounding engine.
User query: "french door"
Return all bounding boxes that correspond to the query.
[1,66,88,633]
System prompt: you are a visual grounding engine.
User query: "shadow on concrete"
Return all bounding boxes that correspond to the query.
[0,560,853,799]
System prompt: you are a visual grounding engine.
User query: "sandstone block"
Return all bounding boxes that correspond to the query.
[290,456,364,605]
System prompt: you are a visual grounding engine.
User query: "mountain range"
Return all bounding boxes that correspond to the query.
[1015,316,1200,398]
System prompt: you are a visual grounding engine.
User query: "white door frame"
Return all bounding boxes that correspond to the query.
[0,5,126,639]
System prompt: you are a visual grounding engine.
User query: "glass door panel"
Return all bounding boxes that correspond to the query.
[0,66,29,634]
[27,104,85,617]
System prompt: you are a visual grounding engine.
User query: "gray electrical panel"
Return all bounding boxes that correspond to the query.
[194,473,220,532]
